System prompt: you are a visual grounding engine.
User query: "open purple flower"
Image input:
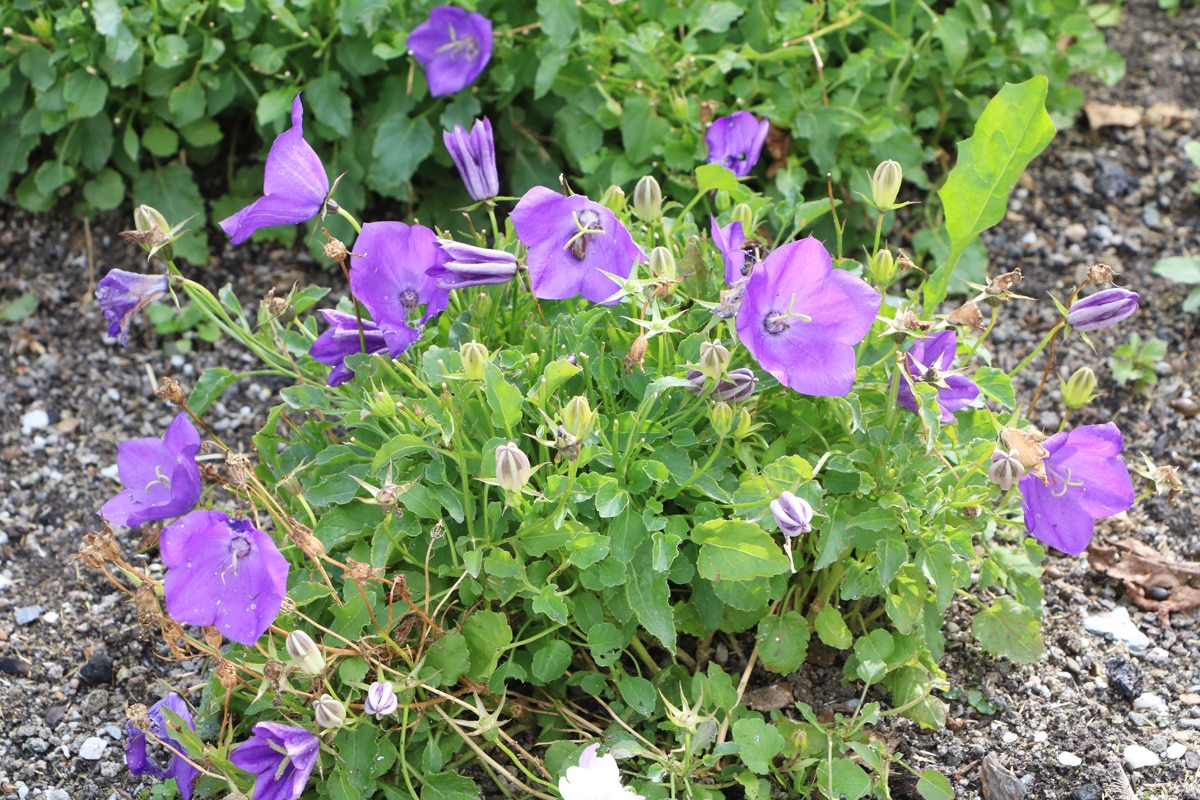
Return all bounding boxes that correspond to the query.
[125,693,199,800]
[711,217,747,285]
[230,722,320,800]
[1018,422,1135,555]
[1066,287,1139,331]
[160,510,289,645]
[309,310,392,387]
[705,112,769,178]
[735,238,881,396]
[407,6,493,97]
[219,94,331,245]
[351,221,449,354]
[444,118,499,201]
[895,330,980,422]
[428,240,518,289]
[96,269,170,345]
[100,412,201,528]
[511,186,643,305]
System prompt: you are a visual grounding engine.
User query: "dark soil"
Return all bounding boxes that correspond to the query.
[1,1,1199,798]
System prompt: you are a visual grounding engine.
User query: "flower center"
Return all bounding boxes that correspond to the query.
[565,209,604,261]
[763,297,811,334]
[144,464,172,494]
[230,535,251,560]
[399,288,420,310]
[437,26,479,60]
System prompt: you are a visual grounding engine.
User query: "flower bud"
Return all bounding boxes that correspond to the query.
[710,401,734,436]
[632,175,663,222]
[698,340,731,379]
[1061,366,1098,410]
[134,204,171,235]
[870,160,903,210]
[1066,287,1139,331]
[600,184,626,213]
[471,290,493,321]
[286,630,326,676]
[364,681,398,719]
[313,694,346,729]
[770,491,813,537]
[495,442,531,494]
[129,205,174,261]
[460,341,489,381]
[561,395,596,442]
[733,408,753,440]
[988,450,1025,491]
[867,249,896,285]
[366,386,400,418]
[649,246,676,283]
[685,368,757,402]
[730,203,754,233]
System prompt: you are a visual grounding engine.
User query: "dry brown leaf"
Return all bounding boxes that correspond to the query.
[1084,101,1143,129]
[1144,102,1190,127]
[1087,537,1200,618]
[743,682,793,712]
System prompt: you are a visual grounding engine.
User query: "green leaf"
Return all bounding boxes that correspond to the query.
[188,368,237,415]
[696,163,739,192]
[83,169,125,210]
[1153,256,1200,285]
[815,757,871,800]
[626,540,675,652]
[168,75,206,127]
[531,638,572,683]
[0,292,38,322]
[972,595,1045,663]
[142,123,180,157]
[179,118,223,147]
[420,771,481,800]
[63,72,108,121]
[732,718,785,774]
[462,610,512,681]
[813,604,852,650]
[756,611,810,674]
[974,366,1016,407]
[338,724,398,793]
[927,77,1056,307]
[483,362,523,436]
[620,95,669,164]
[537,0,579,47]
[424,631,470,687]
[618,673,657,716]
[916,769,956,800]
[307,73,353,137]
[691,519,789,581]
[371,106,434,194]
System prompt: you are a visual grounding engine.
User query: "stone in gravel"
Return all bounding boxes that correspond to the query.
[1133,693,1168,715]
[1085,607,1150,650]
[14,605,42,625]
[1057,752,1083,767]
[1002,732,1019,744]
[0,656,32,675]
[1128,711,1152,727]
[79,652,113,684]
[1165,742,1187,759]
[1123,743,1161,770]
[1064,223,1088,242]
[1186,749,1200,770]
[1069,785,1102,800]
[979,755,1026,800]
[78,736,107,760]
[1106,657,1144,701]
[43,791,70,800]
[19,408,50,435]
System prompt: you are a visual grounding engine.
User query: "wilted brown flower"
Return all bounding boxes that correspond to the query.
[947,301,986,333]
[155,377,187,406]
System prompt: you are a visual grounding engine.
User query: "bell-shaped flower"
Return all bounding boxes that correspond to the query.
[1018,422,1135,555]
[685,367,758,403]
[219,94,331,245]
[313,694,346,729]
[100,412,202,528]
[96,269,171,345]
[770,491,814,538]
[351,222,450,355]
[444,117,499,201]
[427,240,518,290]
[735,238,881,397]
[559,743,644,800]
[364,681,398,719]
[511,186,643,305]
[711,217,748,285]
[407,6,493,97]
[309,310,392,387]
[229,722,320,800]
[159,510,289,646]
[125,693,199,800]
[1065,287,1139,331]
[705,112,769,178]
[495,442,531,494]
[894,330,980,422]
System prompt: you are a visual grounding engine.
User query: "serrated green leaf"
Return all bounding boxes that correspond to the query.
[626,540,675,651]
[756,611,809,674]
[972,595,1044,662]
[189,368,237,415]
[692,519,789,581]
[538,0,578,47]
[696,163,739,192]
[63,72,108,121]
[307,73,353,137]
[732,718,785,774]
[813,604,852,649]
[974,366,1016,407]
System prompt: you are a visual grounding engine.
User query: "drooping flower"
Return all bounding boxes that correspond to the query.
[159,510,289,646]
[125,693,199,800]
[285,630,325,676]
[364,681,398,719]
[735,238,881,397]
[444,118,499,201]
[229,722,320,800]
[1066,287,1139,331]
[894,330,980,423]
[711,216,747,285]
[427,240,518,290]
[1018,422,1135,555]
[770,491,813,538]
[705,112,769,178]
[559,743,644,800]
[219,94,331,245]
[100,412,202,528]
[407,6,493,97]
[351,222,450,354]
[309,310,391,387]
[495,442,531,494]
[96,269,171,345]
[511,186,643,305]
[685,367,758,403]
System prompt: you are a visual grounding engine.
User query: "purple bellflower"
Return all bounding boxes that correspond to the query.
[444,118,499,201]
[407,6,493,97]
[219,94,331,245]
[895,330,980,422]
[1018,422,1135,555]
[100,412,202,528]
[351,221,450,354]
[160,510,289,645]
[309,310,391,387]
[770,491,814,538]
[735,238,881,397]
[1066,287,1139,331]
[125,693,199,800]
[511,186,643,305]
[230,722,320,800]
[711,217,747,285]
[685,367,759,403]
[705,112,770,178]
[428,239,519,289]
[96,269,171,345]
[364,681,398,719]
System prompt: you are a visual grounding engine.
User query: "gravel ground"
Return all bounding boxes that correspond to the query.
[1,2,1199,798]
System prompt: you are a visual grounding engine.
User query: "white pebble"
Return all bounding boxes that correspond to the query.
[1123,744,1161,770]
[1083,607,1151,650]
[1165,743,1187,760]
[1001,732,1019,745]
[1033,731,1048,743]
[78,736,108,760]
[1057,752,1082,767]
[1133,693,1168,715]
[20,409,50,435]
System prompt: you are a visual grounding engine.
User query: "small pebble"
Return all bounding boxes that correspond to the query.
[15,606,43,625]
[78,736,108,760]
[1033,731,1048,743]
[20,408,50,435]
[1058,752,1083,767]
[1165,743,1187,760]
[1002,732,1019,745]
[1171,397,1200,417]
[1064,223,1087,242]
[1069,785,1102,800]
[1133,693,1168,715]
[103,724,122,740]
[1128,711,1152,727]
[80,652,114,685]
[1085,608,1151,650]
[1106,656,1144,701]
[1123,743,1161,770]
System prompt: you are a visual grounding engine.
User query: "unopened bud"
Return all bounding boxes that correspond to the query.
[313,694,346,729]
[698,340,731,379]
[134,204,171,235]
[649,246,676,282]
[1061,367,1099,410]
[685,367,757,403]
[770,491,814,537]
[733,408,753,439]
[471,290,493,321]
[286,630,326,675]
[867,249,896,285]
[632,175,662,222]
[730,203,754,233]
[460,341,489,381]
[1066,288,1139,332]
[495,442,531,494]
[561,395,596,442]
[710,401,734,436]
[365,681,398,719]
[988,450,1025,491]
[870,160,903,210]
[600,185,626,213]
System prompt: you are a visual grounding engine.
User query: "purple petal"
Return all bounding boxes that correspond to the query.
[937,373,980,420]
[407,7,493,97]
[705,112,770,177]
[906,330,957,371]
[219,194,326,246]
[711,216,746,285]
[351,222,448,330]
[1019,476,1097,555]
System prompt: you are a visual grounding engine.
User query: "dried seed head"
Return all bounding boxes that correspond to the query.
[288,521,325,560]
[983,268,1024,306]
[216,658,238,690]
[1152,464,1183,498]
[161,619,187,659]
[279,596,298,617]
[947,301,986,333]
[224,452,252,488]
[127,703,151,732]
[203,626,224,651]
[263,289,295,324]
[999,427,1048,483]
[156,378,187,406]
[135,581,161,637]
[323,235,350,263]
[624,333,648,374]
[343,558,378,585]
[199,463,223,485]
[1087,263,1114,285]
